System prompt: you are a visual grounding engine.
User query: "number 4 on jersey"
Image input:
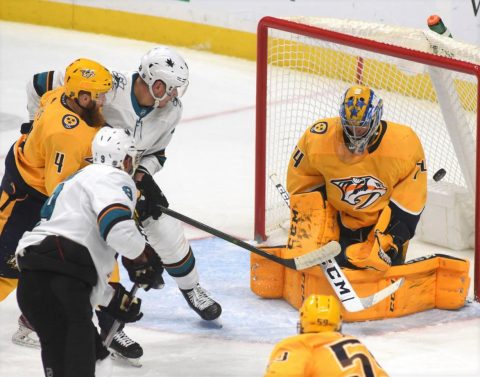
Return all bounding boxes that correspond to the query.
[292,147,304,168]
[54,152,65,173]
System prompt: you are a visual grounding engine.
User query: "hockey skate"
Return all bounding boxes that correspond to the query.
[180,283,222,322]
[107,330,143,368]
[11,314,40,349]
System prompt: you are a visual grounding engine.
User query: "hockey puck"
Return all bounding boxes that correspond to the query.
[433,168,446,182]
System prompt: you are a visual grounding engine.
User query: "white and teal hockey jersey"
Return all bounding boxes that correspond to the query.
[16,163,146,307]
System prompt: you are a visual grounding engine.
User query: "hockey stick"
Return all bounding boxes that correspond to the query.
[103,283,139,348]
[268,173,404,312]
[157,205,340,270]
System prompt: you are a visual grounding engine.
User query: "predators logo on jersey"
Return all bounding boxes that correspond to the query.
[331,175,387,209]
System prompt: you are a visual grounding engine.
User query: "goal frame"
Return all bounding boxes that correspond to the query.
[254,16,480,301]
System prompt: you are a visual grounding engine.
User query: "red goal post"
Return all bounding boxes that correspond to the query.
[254,16,480,301]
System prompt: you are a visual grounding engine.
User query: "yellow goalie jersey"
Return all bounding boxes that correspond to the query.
[14,86,100,196]
[265,332,388,377]
[287,117,427,230]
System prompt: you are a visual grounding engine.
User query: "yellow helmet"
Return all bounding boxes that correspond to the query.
[299,294,342,333]
[339,85,383,154]
[64,58,112,100]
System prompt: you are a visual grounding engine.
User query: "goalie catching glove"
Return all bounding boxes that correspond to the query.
[346,205,408,273]
[122,244,165,291]
[135,173,169,221]
[374,229,405,261]
[99,283,143,323]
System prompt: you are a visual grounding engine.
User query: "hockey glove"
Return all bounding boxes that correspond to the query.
[374,230,399,262]
[346,230,405,273]
[99,283,143,323]
[122,245,165,291]
[383,220,410,265]
[135,173,169,221]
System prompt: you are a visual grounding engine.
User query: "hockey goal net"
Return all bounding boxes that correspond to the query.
[254,16,479,300]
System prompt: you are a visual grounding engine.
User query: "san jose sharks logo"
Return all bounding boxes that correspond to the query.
[331,175,387,209]
[112,71,127,90]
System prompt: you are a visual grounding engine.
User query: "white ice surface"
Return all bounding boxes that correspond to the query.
[0,21,479,377]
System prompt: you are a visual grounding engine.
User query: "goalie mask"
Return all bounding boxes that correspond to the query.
[92,127,139,176]
[138,46,189,107]
[298,294,342,334]
[339,85,383,154]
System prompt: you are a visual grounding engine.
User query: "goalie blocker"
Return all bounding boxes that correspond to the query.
[250,191,470,321]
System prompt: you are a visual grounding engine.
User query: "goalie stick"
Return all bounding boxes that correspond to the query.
[269,173,404,312]
[157,205,341,270]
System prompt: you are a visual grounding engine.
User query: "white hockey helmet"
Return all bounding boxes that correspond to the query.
[92,127,138,175]
[138,45,189,105]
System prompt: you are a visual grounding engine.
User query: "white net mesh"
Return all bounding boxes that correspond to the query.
[259,17,478,243]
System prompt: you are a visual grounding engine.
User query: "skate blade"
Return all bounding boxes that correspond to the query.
[12,332,41,349]
[200,317,223,329]
[110,351,142,368]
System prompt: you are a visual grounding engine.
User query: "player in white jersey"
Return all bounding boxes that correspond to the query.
[15,128,164,377]
[24,46,222,359]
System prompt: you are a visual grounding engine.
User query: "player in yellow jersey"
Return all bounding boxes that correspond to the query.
[287,85,427,272]
[0,58,112,306]
[264,294,389,377]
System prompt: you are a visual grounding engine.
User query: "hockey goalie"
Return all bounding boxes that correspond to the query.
[250,85,470,321]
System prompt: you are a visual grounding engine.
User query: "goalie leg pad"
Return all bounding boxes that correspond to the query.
[285,191,338,258]
[282,192,338,307]
[283,254,469,321]
[436,256,470,309]
[283,269,305,309]
[250,192,339,302]
[250,247,284,298]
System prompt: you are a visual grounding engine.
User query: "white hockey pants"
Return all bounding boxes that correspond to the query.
[142,213,199,290]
